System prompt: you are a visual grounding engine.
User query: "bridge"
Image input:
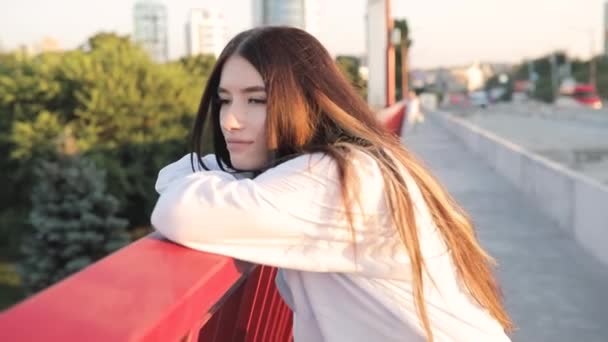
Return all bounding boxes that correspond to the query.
[405,109,608,342]
[1,102,607,341]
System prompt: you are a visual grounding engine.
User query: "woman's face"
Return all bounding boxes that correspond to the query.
[218,55,269,170]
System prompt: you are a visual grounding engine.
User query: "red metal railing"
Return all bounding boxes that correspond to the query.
[0,104,406,342]
[0,233,292,341]
[376,100,407,135]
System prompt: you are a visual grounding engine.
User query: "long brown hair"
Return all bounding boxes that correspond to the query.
[190,26,513,341]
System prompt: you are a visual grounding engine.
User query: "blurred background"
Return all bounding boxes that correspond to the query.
[1,0,607,340]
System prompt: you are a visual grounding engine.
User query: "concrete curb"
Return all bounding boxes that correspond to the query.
[430,110,608,267]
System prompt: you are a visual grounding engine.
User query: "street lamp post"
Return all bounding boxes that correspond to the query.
[385,0,396,106]
[400,33,409,98]
[589,29,597,88]
[567,27,597,88]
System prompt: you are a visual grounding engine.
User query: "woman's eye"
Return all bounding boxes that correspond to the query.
[218,98,231,105]
[249,98,267,104]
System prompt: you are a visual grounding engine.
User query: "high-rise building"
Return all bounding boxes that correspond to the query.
[365,0,388,108]
[38,37,62,53]
[252,0,320,37]
[605,2,608,56]
[185,9,227,58]
[133,0,169,62]
[17,36,62,56]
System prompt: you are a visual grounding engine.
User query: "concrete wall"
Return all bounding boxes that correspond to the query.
[432,111,608,266]
[365,0,387,109]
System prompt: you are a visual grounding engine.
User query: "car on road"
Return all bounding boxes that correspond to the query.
[556,83,602,110]
[469,91,490,108]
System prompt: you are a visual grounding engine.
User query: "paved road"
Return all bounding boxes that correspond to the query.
[446,103,608,185]
[402,117,608,342]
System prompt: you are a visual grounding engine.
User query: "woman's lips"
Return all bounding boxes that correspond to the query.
[226,140,253,152]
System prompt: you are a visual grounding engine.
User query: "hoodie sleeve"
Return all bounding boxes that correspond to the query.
[150,151,413,275]
[155,153,232,194]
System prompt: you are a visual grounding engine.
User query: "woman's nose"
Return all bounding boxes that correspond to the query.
[221,105,245,131]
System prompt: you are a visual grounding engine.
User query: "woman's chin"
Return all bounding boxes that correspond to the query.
[230,158,259,171]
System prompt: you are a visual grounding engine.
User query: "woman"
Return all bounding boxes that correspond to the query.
[151,27,513,341]
[405,90,424,133]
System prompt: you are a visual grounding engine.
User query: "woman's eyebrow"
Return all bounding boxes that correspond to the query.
[218,86,266,94]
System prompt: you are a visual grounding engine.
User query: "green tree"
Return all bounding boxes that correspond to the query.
[18,154,130,294]
[2,33,209,233]
[10,111,64,160]
[178,53,216,80]
[571,56,608,99]
[0,32,220,307]
[512,52,567,103]
[0,52,67,209]
[0,32,219,301]
[336,55,367,99]
[63,34,203,228]
[596,57,608,99]
[394,18,412,100]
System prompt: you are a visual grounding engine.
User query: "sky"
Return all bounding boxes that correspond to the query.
[0,0,606,69]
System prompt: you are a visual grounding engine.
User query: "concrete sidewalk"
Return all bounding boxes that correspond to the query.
[402,117,608,342]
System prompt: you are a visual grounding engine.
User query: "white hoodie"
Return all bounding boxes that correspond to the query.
[151,151,511,342]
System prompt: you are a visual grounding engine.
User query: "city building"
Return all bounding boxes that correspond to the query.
[38,36,62,53]
[605,1,608,56]
[185,9,226,58]
[252,0,320,37]
[17,36,62,56]
[365,0,388,108]
[133,0,169,62]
